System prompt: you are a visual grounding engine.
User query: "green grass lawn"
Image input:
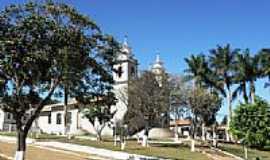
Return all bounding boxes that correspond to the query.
[0,131,16,137]
[0,132,210,160]
[57,138,210,160]
[219,143,270,160]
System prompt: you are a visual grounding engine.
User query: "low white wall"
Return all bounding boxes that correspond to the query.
[0,110,4,131]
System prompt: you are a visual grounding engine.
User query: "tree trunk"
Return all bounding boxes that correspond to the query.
[174,107,178,141]
[14,131,26,160]
[142,134,148,147]
[212,126,217,147]
[250,80,255,104]
[96,130,102,141]
[63,86,68,135]
[113,135,117,146]
[191,139,195,152]
[242,82,249,104]
[96,134,101,141]
[121,140,126,150]
[226,88,232,142]
[113,127,117,146]
[120,133,126,150]
[142,127,149,147]
[34,119,40,139]
[244,145,248,160]
[201,122,206,141]
[192,115,198,139]
[174,127,179,141]
[137,134,140,144]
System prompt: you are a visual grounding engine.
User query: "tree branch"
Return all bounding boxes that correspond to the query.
[24,79,59,133]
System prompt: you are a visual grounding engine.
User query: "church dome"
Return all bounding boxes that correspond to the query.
[151,54,164,74]
[120,35,132,56]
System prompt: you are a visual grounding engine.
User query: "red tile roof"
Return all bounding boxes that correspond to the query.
[170,119,191,126]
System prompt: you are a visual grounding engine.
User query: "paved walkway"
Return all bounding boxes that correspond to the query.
[0,141,107,160]
[35,141,162,160]
[201,148,241,160]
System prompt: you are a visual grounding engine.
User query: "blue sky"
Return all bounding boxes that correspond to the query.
[1,0,270,120]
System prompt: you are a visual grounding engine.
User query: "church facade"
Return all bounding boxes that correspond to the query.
[0,37,165,136]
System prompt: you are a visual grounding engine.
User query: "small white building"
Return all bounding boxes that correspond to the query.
[37,100,86,135]
[0,110,16,131]
[0,109,30,132]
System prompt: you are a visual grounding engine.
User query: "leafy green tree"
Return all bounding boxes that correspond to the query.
[169,75,190,120]
[187,87,222,141]
[0,2,118,159]
[230,97,270,151]
[124,71,170,147]
[168,74,190,139]
[41,1,119,136]
[82,79,117,141]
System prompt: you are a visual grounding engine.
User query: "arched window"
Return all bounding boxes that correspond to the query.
[7,113,11,120]
[48,113,51,124]
[56,113,62,124]
[117,66,123,78]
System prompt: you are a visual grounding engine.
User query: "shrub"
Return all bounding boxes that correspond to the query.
[230,97,270,148]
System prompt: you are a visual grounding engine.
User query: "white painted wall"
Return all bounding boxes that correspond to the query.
[38,109,114,136]
[38,109,80,135]
[0,109,4,130]
[112,83,128,123]
[79,114,113,136]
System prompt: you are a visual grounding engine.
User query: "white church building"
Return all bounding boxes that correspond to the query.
[0,37,166,136]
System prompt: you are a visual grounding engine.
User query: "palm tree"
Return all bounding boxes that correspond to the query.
[234,49,263,104]
[184,54,210,88]
[248,52,262,104]
[258,49,270,92]
[233,50,252,104]
[208,44,238,141]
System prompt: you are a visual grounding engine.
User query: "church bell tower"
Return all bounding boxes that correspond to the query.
[112,36,138,123]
